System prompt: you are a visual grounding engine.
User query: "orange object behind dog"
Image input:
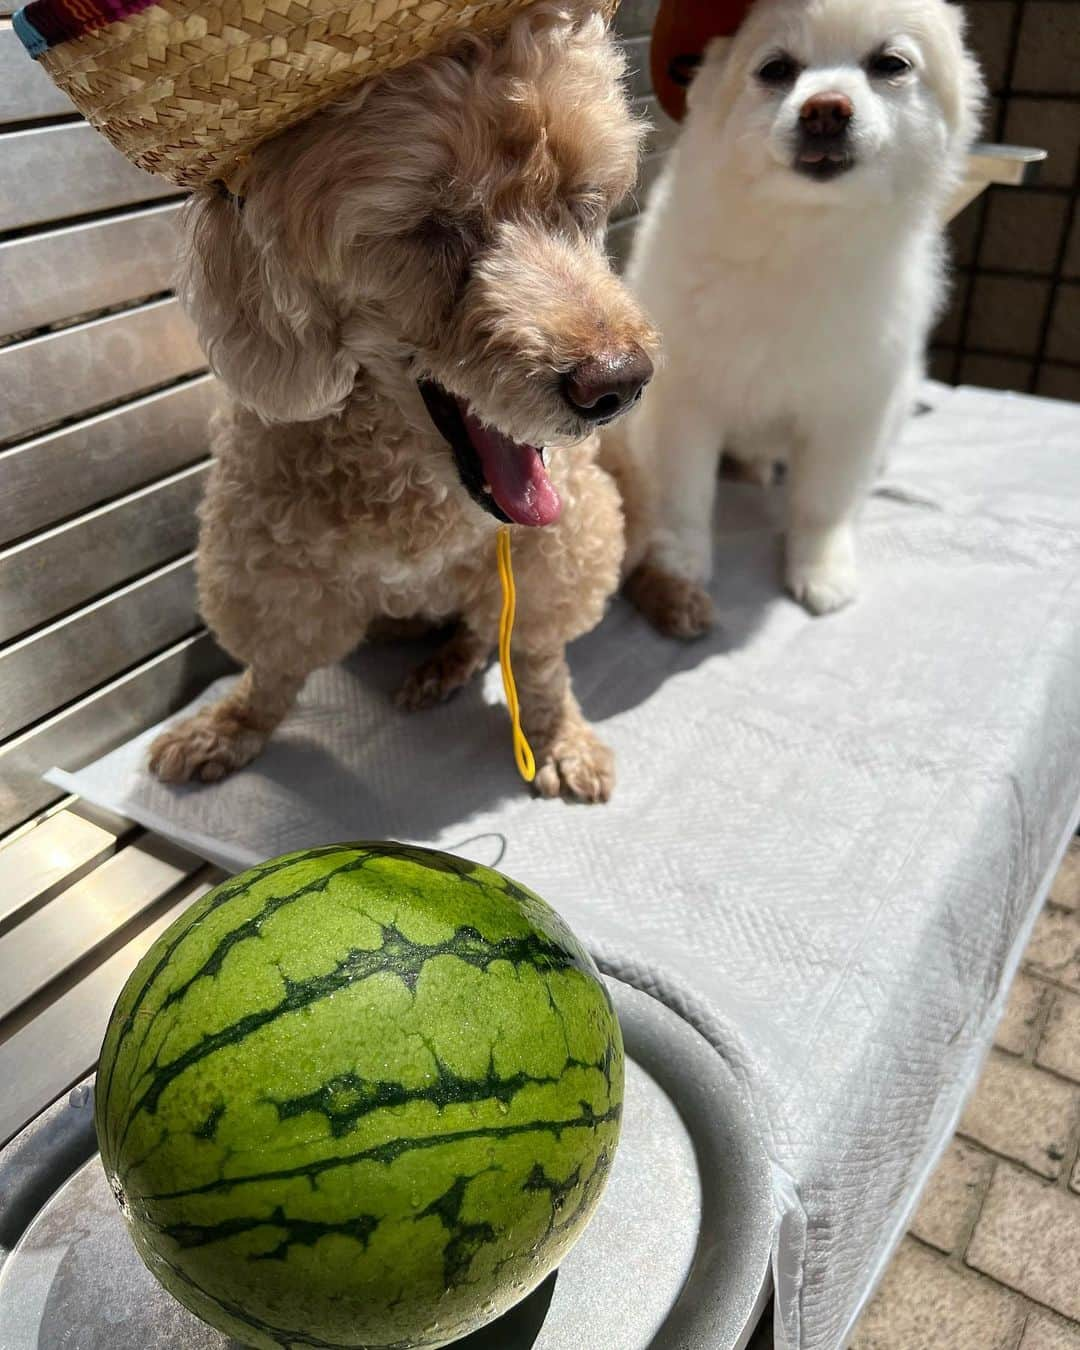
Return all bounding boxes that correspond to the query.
[650,0,756,121]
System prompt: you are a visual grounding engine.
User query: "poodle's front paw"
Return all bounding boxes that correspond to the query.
[395,630,491,712]
[786,525,857,616]
[533,726,615,804]
[149,711,267,784]
[626,562,714,639]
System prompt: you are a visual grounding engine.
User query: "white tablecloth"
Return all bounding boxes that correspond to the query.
[54,383,1080,1349]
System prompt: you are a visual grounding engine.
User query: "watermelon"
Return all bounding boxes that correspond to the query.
[95,843,623,1350]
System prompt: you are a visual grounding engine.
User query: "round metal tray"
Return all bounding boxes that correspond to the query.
[0,982,773,1350]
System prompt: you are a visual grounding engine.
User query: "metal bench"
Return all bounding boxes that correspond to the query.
[0,12,234,1147]
[0,0,1047,1161]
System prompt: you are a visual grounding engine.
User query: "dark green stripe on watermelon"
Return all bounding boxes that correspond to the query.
[117,925,577,1151]
[96,843,623,1350]
[96,844,360,1152]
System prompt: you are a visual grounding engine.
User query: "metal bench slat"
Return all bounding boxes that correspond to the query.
[621,35,652,100]
[613,0,656,37]
[611,150,666,224]
[0,462,208,643]
[607,217,636,272]
[0,27,73,124]
[0,374,218,547]
[0,631,233,836]
[0,202,183,340]
[0,834,203,1023]
[0,555,199,741]
[0,298,204,445]
[0,874,216,1147]
[0,124,175,233]
[637,95,679,158]
[0,810,117,934]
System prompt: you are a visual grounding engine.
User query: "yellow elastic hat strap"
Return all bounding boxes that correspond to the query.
[496,526,536,783]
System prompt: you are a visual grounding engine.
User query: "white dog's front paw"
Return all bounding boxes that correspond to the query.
[786,526,857,616]
[787,564,858,615]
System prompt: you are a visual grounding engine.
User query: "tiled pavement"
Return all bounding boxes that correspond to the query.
[850,840,1080,1349]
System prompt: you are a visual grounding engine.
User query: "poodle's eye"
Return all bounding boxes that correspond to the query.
[413,215,477,289]
[868,51,912,78]
[757,55,799,86]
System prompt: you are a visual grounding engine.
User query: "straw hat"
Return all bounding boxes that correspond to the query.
[14,0,616,188]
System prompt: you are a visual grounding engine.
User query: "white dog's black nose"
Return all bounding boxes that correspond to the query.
[562,345,654,422]
[800,92,854,138]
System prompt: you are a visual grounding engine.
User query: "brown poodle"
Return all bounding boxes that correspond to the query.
[148,0,658,803]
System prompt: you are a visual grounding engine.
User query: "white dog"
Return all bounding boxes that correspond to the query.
[613,0,983,633]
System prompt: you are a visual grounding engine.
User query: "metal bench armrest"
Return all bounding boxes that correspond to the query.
[947,142,1048,221]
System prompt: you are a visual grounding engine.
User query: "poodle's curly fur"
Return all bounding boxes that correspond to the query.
[149,1,658,802]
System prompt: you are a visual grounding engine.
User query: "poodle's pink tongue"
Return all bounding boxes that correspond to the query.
[462,407,562,528]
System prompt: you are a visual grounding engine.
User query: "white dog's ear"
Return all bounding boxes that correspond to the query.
[685,34,741,125]
[177,191,359,425]
[927,3,986,153]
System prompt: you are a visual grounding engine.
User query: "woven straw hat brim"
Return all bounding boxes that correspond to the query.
[32,0,605,188]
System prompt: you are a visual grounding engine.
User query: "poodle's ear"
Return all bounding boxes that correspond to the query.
[177,191,359,424]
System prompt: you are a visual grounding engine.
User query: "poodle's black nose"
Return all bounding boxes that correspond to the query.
[800,92,854,137]
[562,345,654,422]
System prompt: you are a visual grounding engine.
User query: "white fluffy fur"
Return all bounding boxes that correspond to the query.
[620,0,983,620]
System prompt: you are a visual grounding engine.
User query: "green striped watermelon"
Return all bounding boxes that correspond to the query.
[95,842,623,1350]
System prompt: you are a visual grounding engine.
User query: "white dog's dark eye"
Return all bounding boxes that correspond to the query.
[757,55,799,86]
[868,51,912,78]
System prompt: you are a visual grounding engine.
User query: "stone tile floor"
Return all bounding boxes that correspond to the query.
[849,840,1080,1349]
